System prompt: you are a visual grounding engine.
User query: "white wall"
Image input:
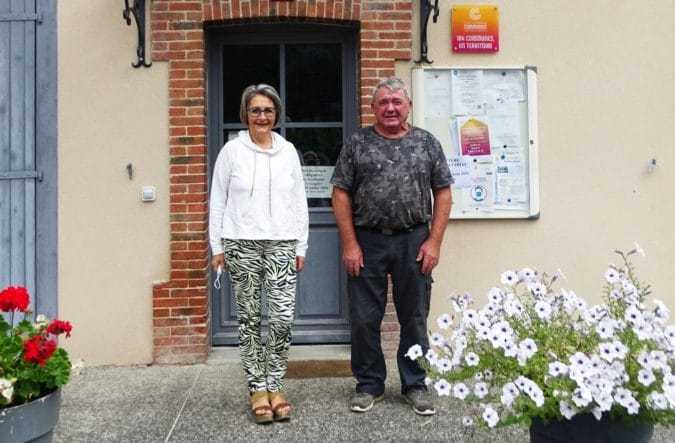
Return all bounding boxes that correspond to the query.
[58,1,169,365]
[399,0,675,322]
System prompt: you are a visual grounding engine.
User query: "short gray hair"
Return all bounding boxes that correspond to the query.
[371,76,411,103]
[239,84,283,126]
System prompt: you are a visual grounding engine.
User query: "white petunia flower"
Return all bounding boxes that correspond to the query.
[626,399,640,415]
[534,300,552,320]
[604,268,620,283]
[434,379,451,396]
[436,358,452,373]
[500,270,519,286]
[612,341,628,360]
[430,332,445,347]
[503,340,518,358]
[405,344,423,361]
[572,387,593,408]
[528,282,547,298]
[548,361,569,377]
[437,313,453,330]
[453,383,470,400]
[487,287,504,304]
[638,369,656,387]
[482,406,499,428]
[598,342,616,362]
[462,309,478,326]
[654,299,670,323]
[425,348,439,365]
[624,305,644,325]
[559,401,577,420]
[518,268,537,282]
[519,338,538,359]
[474,382,489,399]
[596,319,616,339]
[569,352,590,368]
[648,392,668,410]
[424,376,433,386]
[465,352,480,367]
[591,406,603,421]
[462,416,474,427]
[649,350,668,371]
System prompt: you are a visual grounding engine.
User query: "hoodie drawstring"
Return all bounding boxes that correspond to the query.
[248,139,273,218]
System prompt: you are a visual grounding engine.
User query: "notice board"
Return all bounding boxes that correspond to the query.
[411,66,539,219]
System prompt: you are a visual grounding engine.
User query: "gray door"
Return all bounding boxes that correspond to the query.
[207,23,358,344]
[0,0,57,319]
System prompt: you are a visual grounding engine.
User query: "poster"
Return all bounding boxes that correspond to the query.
[302,166,334,199]
[451,5,500,53]
[457,116,491,156]
[468,156,495,211]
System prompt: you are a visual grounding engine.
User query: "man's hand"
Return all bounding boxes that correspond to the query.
[211,253,225,272]
[342,241,364,277]
[416,239,441,275]
[296,256,305,272]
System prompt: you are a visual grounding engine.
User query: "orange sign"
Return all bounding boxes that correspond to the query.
[451,5,499,53]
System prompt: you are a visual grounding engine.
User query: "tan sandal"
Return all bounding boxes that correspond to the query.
[269,391,292,422]
[250,391,274,424]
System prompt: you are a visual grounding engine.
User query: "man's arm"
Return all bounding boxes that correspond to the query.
[332,187,364,277]
[416,186,452,274]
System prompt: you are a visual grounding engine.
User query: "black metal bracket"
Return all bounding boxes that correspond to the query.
[123,0,152,68]
[415,0,440,64]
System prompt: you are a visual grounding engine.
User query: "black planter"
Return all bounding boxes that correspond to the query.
[0,389,61,443]
[530,413,654,443]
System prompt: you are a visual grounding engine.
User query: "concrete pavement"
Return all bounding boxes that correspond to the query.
[52,347,671,442]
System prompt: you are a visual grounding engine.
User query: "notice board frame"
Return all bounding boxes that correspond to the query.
[411,66,539,219]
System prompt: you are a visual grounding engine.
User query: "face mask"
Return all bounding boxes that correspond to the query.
[214,265,223,290]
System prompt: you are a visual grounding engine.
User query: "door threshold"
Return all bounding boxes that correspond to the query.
[208,344,351,365]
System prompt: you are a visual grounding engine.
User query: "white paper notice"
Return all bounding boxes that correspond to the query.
[448,156,472,188]
[425,71,451,118]
[468,156,495,211]
[451,69,484,116]
[494,148,527,208]
[488,102,521,148]
[482,70,525,103]
[302,166,334,199]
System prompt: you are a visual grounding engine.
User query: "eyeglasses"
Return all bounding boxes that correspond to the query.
[247,107,276,117]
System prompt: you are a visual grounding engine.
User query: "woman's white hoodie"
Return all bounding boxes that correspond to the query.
[209,130,309,256]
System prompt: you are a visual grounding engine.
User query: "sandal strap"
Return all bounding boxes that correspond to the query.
[253,405,273,414]
[271,402,291,412]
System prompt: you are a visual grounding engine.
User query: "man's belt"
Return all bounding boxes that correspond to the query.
[356,223,426,236]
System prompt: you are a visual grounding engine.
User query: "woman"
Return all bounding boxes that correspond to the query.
[209,84,309,424]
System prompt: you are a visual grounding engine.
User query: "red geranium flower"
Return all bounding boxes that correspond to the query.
[23,335,57,367]
[0,286,30,312]
[46,320,73,337]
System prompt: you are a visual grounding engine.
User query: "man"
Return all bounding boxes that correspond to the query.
[331,77,453,415]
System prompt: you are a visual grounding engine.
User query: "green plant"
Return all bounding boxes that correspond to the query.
[0,286,72,407]
[408,246,675,428]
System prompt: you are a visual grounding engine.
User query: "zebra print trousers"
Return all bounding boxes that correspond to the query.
[224,239,297,393]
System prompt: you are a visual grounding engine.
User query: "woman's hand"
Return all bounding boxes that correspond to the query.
[211,253,225,272]
[296,256,305,272]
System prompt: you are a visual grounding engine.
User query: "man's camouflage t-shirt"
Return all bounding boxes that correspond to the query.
[331,126,453,230]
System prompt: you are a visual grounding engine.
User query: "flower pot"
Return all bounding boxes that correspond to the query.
[530,413,654,443]
[0,390,61,443]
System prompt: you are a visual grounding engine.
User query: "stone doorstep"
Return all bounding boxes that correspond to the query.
[208,345,353,378]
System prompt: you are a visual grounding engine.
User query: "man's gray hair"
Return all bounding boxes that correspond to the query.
[371,76,411,103]
[239,84,283,126]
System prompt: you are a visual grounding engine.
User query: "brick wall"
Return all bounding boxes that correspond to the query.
[150,0,412,364]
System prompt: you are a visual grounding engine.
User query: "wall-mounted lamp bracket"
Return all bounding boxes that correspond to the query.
[415,0,440,64]
[123,0,152,68]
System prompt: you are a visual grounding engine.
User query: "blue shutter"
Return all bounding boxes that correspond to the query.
[0,0,38,318]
